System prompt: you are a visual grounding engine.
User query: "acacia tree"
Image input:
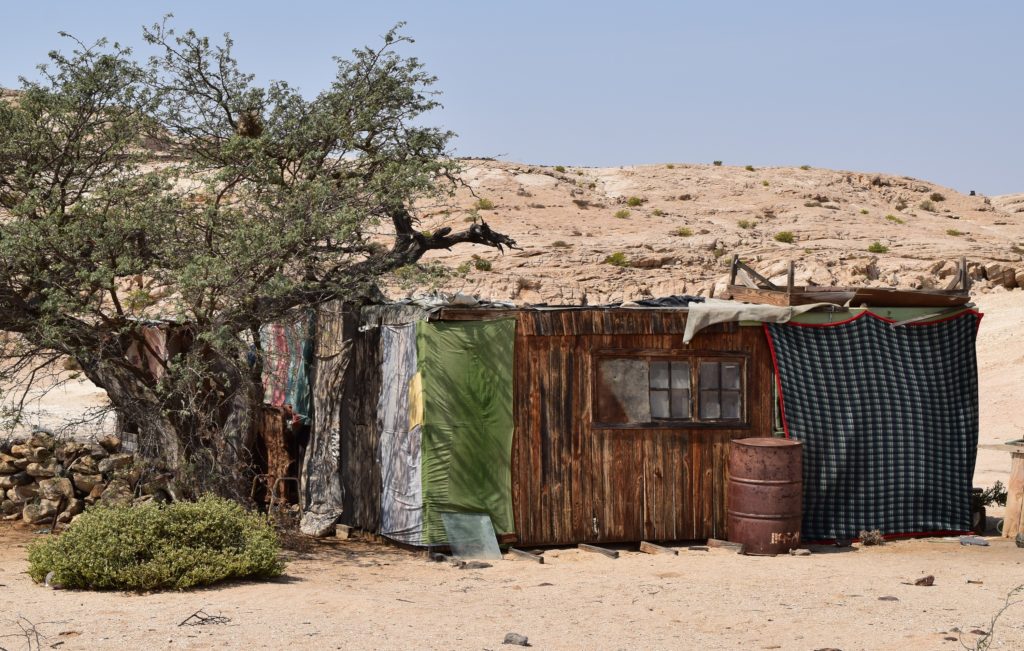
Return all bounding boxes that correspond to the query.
[0,20,515,497]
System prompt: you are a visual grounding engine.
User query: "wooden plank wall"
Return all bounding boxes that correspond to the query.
[338,324,383,532]
[511,310,774,546]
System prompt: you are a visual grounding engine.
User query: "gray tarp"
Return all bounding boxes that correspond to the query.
[682,299,834,343]
[377,324,425,544]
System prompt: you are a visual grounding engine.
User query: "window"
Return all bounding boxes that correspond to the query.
[595,355,746,426]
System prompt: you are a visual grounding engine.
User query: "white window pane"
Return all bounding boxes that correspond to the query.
[650,390,670,418]
[671,362,690,389]
[722,391,741,419]
[670,389,691,419]
[699,362,719,389]
[700,390,721,419]
[650,361,669,389]
[722,363,742,390]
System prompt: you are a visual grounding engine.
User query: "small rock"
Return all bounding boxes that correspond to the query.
[25,460,59,478]
[97,434,122,453]
[0,453,20,474]
[959,535,989,546]
[456,560,492,570]
[28,431,55,450]
[55,441,87,464]
[0,471,33,490]
[98,453,133,476]
[99,478,132,505]
[0,499,19,516]
[8,443,30,458]
[56,499,84,524]
[789,548,812,556]
[8,484,38,502]
[914,575,935,587]
[502,632,530,646]
[23,499,61,524]
[67,454,98,474]
[859,529,885,546]
[85,482,106,505]
[878,596,899,601]
[1016,533,1024,548]
[86,444,110,460]
[72,472,103,495]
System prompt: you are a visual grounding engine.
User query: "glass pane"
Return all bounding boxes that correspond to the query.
[596,358,652,423]
[699,362,720,389]
[650,390,670,418]
[700,390,721,419]
[721,391,741,420]
[650,361,669,389]
[670,389,691,419]
[722,362,742,390]
[670,362,690,389]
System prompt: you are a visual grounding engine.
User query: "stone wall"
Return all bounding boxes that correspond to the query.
[0,431,170,528]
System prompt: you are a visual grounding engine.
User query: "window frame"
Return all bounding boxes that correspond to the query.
[592,349,750,429]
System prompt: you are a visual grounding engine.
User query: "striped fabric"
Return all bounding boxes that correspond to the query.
[766,311,981,541]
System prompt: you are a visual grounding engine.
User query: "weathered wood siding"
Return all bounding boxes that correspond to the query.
[509,310,774,546]
[338,322,382,532]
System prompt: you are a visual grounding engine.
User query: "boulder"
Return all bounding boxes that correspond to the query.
[98,453,133,476]
[55,441,87,464]
[68,455,99,474]
[85,482,106,505]
[72,472,103,495]
[0,453,19,474]
[1,499,19,516]
[984,262,1017,289]
[38,477,74,501]
[86,444,110,460]
[55,499,84,524]
[28,431,55,450]
[9,444,30,458]
[8,484,38,502]
[25,460,59,478]
[25,446,52,464]
[23,499,61,525]
[0,471,33,490]
[97,434,122,453]
[1015,269,1024,289]
[112,466,142,488]
[99,479,132,505]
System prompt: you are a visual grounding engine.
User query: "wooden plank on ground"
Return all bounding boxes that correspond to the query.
[579,543,619,559]
[509,547,545,563]
[707,538,744,552]
[639,541,678,556]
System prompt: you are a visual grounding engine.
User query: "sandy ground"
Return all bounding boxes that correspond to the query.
[1,526,1022,651]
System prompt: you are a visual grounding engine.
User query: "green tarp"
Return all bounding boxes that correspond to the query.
[416,319,516,544]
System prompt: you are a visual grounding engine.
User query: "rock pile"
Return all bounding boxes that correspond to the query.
[0,431,170,527]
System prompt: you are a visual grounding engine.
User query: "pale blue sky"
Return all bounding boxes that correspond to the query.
[2,1,1021,194]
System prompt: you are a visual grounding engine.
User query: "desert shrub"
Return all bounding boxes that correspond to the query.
[745,165,755,172]
[918,200,936,212]
[472,256,492,271]
[762,180,769,187]
[738,219,755,229]
[666,163,675,169]
[626,196,645,207]
[929,192,946,202]
[859,209,868,215]
[672,227,693,237]
[550,240,570,248]
[28,496,284,591]
[712,160,723,166]
[895,199,908,211]
[614,209,630,219]
[474,198,495,210]
[651,208,665,217]
[803,200,821,208]
[603,252,630,267]
[554,165,566,173]
[885,214,905,224]
[774,231,795,244]
[946,228,963,237]
[587,182,596,189]
[678,193,693,201]
[867,241,889,253]
[799,165,811,170]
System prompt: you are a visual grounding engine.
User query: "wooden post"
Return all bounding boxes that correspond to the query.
[729,255,739,286]
[786,261,795,293]
[1003,451,1024,539]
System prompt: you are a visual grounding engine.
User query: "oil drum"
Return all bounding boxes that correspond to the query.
[727,437,803,555]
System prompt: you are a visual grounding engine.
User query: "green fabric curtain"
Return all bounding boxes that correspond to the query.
[416,319,516,544]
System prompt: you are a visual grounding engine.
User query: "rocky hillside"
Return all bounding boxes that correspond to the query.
[410,160,1024,304]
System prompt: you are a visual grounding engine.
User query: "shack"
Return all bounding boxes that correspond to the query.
[297,265,982,546]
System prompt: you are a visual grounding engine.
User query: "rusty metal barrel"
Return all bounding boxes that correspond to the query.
[727,438,803,555]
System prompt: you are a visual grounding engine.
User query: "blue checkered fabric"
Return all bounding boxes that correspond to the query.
[766,312,980,540]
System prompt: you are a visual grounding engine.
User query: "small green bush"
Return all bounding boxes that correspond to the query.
[799,165,811,171]
[554,165,566,173]
[946,228,963,237]
[473,256,493,271]
[603,252,630,267]
[745,165,755,172]
[550,240,570,248]
[614,209,630,219]
[626,196,645,207]
[28,496,284,591]
[774,231,795,243]
[929,192,946,202]
[712,160,723,166]
[885,214,905,224]
[738,219,755,229]
[651,208,665,217]
[859,209,868,215]
[474,198,495,210]
[762,180,769,187]
[672,227,693,237]
[919,200,936,212]
[867,241,889,253]
[666,163,675,169]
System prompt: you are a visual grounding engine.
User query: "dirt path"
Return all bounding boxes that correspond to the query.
[2,525,1022,650]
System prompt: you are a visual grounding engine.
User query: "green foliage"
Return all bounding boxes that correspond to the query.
[799,165,811,170]
[712,160,722,166]
[626,196,645,207]
[929,192,946,202]
[761,180,769,187]
[474,198,495,210]
[885,214,905,224]
[472,255,492,271]
[737,219,755,229]
[603,252,630,267]
[614,209,630,219]
[27,496,284,591]
[745,165,755,172]
[919,200,936,212]
[859,209,869,215]
[651,209,665,217]
[665,163,675,169]
[867,241,889,253]
[554,165,566,173]
[946,228,963,237]
[774,231,795,244]
[672,227,693,237]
